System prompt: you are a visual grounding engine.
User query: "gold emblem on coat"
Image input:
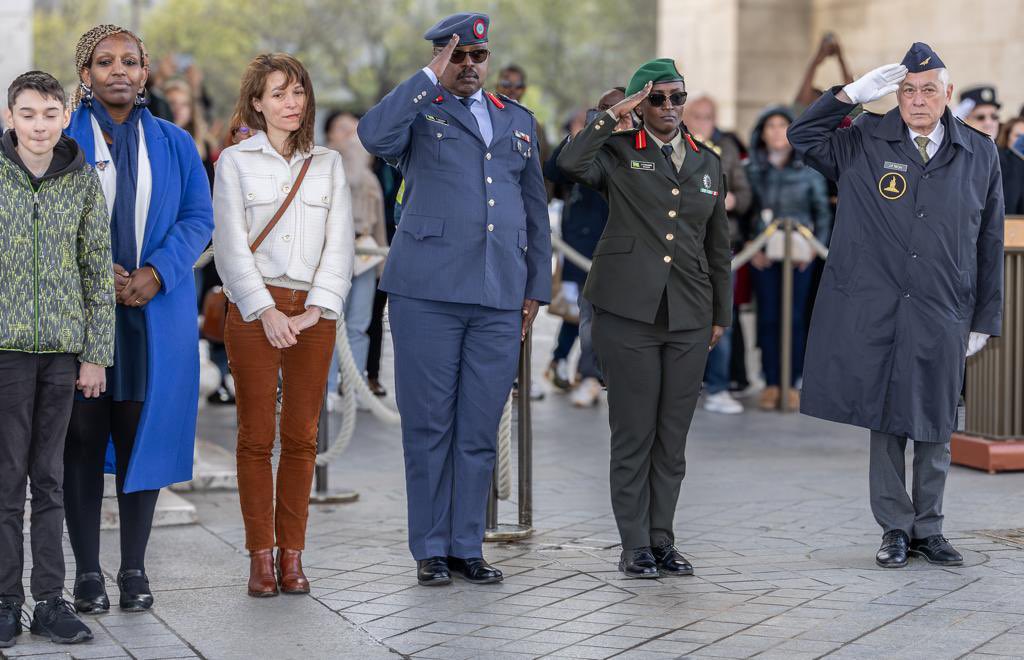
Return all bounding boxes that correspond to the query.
[878,172,907,200]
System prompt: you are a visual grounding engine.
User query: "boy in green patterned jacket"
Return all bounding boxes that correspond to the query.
[0,71,113,648]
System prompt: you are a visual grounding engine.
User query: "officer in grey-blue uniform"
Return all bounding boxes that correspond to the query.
[357,12,551,586]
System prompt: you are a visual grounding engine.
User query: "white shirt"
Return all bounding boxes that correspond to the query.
[908,121,944,160]
[421,67,493,145]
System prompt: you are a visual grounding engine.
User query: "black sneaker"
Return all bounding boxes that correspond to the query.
[0,598,24,648]
[30,597,93,644]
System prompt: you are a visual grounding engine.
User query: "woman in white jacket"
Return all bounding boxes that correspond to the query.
[212,53,352,598]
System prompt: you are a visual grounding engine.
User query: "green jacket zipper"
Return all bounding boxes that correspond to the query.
[32,188,40,351]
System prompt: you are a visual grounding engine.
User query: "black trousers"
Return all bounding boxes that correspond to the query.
[366,287,388,381]
[0,352,77,604]
[63,397,159,574]
[592,298,711,550]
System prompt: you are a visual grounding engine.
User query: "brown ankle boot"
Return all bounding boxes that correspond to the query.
[248,549,279,598]
[277,549,310,594]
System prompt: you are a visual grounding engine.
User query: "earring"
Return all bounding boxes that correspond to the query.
[134,88,147,106]
[80,81,93,103]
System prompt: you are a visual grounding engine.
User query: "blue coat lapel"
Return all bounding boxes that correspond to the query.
[434,90,485,146]
[139,111,170,260]
[488,95,513,146]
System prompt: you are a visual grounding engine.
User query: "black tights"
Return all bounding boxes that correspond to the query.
[63,398,159,575]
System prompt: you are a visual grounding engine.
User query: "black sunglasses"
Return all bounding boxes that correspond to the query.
[647,91,687,107]
[448,49,490,64]
[499,78,525,90]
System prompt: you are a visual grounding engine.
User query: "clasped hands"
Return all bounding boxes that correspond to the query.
[114,263,160,307]
[259,306,323,349]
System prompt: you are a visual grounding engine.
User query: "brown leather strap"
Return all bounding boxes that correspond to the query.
[249,156,313,253]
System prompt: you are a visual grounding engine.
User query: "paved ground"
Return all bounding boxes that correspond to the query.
[7,313,1024,659]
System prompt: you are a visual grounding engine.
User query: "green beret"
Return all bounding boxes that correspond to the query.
[626,58,685,96]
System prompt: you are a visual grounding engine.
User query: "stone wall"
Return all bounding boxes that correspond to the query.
[658,0,1024,139]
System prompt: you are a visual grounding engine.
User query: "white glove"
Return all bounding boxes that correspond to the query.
[966,332,990,358]
[842,63,908,105]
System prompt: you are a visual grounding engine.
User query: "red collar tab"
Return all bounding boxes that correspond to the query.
[486,92,505,109]
[685,133,700,153]
[434,94,444,103]
[635,130,647,150]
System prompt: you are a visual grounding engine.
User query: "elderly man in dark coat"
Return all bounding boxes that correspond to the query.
[788,42,1004,569]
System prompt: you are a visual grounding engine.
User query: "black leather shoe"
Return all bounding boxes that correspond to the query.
[619,547,660,579]
[447,557,503,584]
[73,572,109,614]
[909,535,964,566]
[416,557,452,586]
[651,543,694,576]
[0,598,23,648]
[875,530,910,568]
[117,570,154,612]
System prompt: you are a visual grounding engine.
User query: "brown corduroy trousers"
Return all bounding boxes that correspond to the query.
[224,286,335,552]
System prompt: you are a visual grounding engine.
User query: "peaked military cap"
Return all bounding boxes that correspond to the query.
[960,85,1001,109]
[626,58,684,96]
[424,12,489,46]
[900,42,945,73]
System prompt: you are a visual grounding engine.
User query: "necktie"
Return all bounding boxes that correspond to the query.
[914,135,931,164]
[661,144,675,170]
[458,97,474,108]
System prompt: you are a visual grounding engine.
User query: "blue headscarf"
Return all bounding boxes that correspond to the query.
[89,99,147,270]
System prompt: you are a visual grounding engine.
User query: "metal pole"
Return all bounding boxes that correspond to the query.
[310,392,359,504]
[780,218,794,412]
[484,329,534,541]
[517,329,533,530]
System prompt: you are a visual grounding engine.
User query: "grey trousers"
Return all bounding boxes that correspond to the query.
[869,430,951,539]
[0,352,77,604]
[592,301,710,550]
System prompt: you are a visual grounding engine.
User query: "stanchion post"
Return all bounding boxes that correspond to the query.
[484,328,534,541]
[517,328,533,530]
[310,392,359,504]
[780,217,794,412]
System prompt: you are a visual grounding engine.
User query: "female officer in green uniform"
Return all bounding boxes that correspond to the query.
[558,59,731,578]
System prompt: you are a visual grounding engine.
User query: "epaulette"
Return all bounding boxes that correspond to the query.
[955,115,994,140]
[495,92,534,115]
[692,137,720,159]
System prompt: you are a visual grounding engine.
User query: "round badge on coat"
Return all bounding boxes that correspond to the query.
[878,172,907,200]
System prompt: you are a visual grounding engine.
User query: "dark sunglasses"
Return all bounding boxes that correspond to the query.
[647,91,687,107]
[499,79,525,90]
[449,49,490,64]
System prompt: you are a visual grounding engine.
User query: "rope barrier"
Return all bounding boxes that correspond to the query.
[496,394,514,500]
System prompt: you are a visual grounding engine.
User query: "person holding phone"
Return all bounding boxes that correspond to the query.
[557,58,731,579]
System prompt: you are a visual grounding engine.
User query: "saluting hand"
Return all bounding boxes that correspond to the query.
[608,81,653,121]
[427,34,460,80]
[839,63,907,105]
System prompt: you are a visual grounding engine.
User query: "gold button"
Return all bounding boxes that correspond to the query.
[246,192,255,200]
[486,176,493,184]
[668,210,677,218]
[282,184,291,193]
[282,234,292,242]
[487,224,494,232]
[322,195,330,204]
[663,256,672,263]
[485,153,492,160]
[666,233,674,241]
[488,199,495,207]
[671,188,680,196]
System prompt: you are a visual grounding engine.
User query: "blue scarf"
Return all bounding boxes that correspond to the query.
[89,101,147,271]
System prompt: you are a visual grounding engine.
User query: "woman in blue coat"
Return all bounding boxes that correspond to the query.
[62,24,213,614]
